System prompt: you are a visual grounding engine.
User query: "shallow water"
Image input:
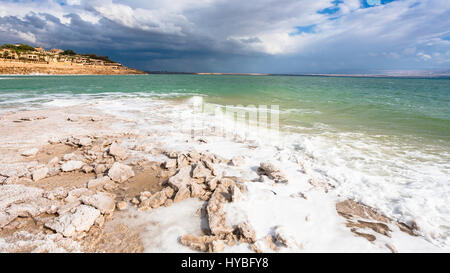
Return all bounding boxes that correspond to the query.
[0,74,449,247]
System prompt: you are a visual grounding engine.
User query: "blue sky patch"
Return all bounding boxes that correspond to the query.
[362,0,397,8]
[290,25,316,36]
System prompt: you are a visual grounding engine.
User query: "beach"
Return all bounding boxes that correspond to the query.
[0,75,448,252]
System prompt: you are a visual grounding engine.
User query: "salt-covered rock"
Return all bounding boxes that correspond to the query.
[236,222,256,243]
[116,201,128,211]
[139,191,167,210]
[107,162,135,183]
[48,137,60,144]
[32,167,48,182]
[81,192,116,214]
[258,161,288,183]
[61,160,84,172]
[163,159,177,169]
[192,163,211,179]
[174,186,191,203]
[0,185,45,228]
[108,142,127,160]
[45,205,101,238]
[167,166,192,191]
[86,176,111,189]
[21,148,38,157]
[230,156,245,166]
[43,187,67,200]
[190,183,206,198]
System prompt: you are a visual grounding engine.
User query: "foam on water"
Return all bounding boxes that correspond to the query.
[0,89,448,251]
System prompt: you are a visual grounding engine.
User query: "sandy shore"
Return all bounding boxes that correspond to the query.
[0,106,434,253]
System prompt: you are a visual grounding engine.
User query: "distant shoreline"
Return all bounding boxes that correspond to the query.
[146,71,450,79]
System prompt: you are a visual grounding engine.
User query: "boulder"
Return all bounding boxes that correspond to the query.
[45,205,101,238]
[21,148,39,157]
[190,183,206,198]
[86,176,111,189]
[32,167,48,182]
[163,159,177,169]
[139,191,167,210]
[236,222,256,243]
[107,162,135,183]
[61,160,84,172]
[174,186,191,203]
[117,201,128,211]
[81,192,116,214]
[167,166,192,191]
[192,163,211,179]
[108,142,127,160]
[258,161,288,183]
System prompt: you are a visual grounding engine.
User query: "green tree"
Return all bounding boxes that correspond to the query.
[62,49,76,55]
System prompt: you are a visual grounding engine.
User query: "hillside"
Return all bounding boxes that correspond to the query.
[0,44,146,75]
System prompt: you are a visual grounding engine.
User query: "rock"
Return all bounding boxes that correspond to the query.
[188,151,201,162]
[117,201,128,211]
[94,164,108,175]
[82,165,94,173]
[78,137,92,147]
[81,192,116,215]
[57,201,81,215]
[206,184,234,235]
[163,159,177,169]
[207,177,219,191]
[162,187,175,198]
[43,187,67,200]
[258,161,288,183]
[139,191,167,210]
[203,160,219,176]
[164,199,173,207]
[192,163,211,179]
[21,148,39,157]
[45,205,101,238]
[32,167,48,182]
[236,222,256,243]
[86,176,111,189]
[0,185,50,228]
[139,191,152,202]
[47,156,59,167]
[174,186,191,203]
[62,153,80,161]
[231,185,242,202]
[48,137,60,144]
[180,234,218,252]
[167,166,192,191]
[209,240,225,253]
[386,243,398,253]
[177,154,189,168]
[190,183,206,198]
[273,226,299,248]
[230,156,245,166]
[65,188,93,203]
[108,142,127,160]
[131,197,140,205]
[107,162,135,183]
[61,160,84,172]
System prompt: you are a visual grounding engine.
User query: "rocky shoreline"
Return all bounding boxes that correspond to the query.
[0,107,432,253]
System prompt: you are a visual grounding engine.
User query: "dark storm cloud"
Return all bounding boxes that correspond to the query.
[0,0,449,73]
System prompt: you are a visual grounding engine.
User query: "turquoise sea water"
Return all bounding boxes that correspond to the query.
[1,75,449,143]
[1,75,449,245]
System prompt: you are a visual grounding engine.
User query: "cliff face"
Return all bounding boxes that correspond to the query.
[0,60,146,75]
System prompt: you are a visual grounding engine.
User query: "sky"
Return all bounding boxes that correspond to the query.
[0,0,449,74]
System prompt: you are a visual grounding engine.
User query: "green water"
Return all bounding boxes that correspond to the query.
[1,75,449,145]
